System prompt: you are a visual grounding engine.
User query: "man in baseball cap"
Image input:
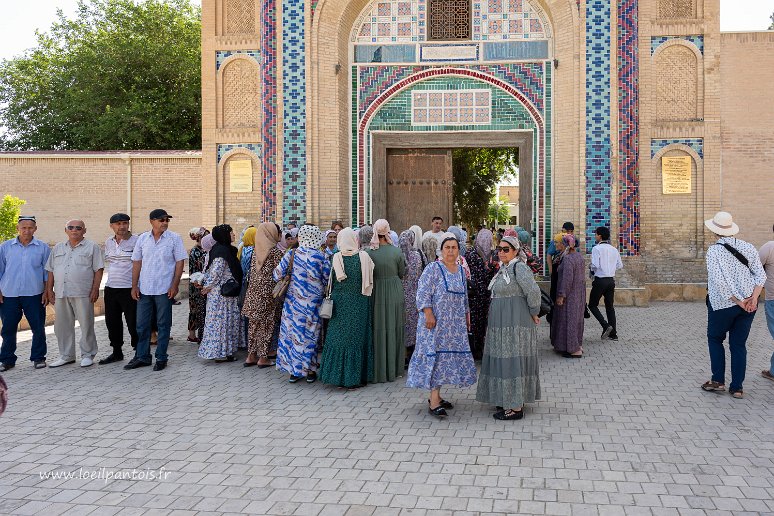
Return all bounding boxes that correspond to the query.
[149,209,173,221]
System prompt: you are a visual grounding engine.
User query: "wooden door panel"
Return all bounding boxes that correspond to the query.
[386,149,452,232]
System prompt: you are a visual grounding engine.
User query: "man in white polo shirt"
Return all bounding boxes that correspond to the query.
[124,209,186,372]
[99,213,139,365]
[589,226,623,341]
[422,216,445,256]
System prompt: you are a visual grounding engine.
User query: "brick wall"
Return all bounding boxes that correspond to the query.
[0,152,203,249]
[720,32,774,249]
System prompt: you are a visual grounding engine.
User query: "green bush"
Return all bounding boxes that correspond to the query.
[0,195,26,241]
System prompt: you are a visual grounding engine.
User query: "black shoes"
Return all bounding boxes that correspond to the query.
[153,361,167,371]
[428,406,448,418]
[601,325,613,339]
[494,409,524,421]
[124,358,151,370]
[428,399,454,410]
[0,362,14,372]
[99,353,124,365]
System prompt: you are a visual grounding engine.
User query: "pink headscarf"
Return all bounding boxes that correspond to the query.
[503,228,518,238]
[370,219,392,249]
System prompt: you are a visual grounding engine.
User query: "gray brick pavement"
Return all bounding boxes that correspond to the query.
[1,302,773,515]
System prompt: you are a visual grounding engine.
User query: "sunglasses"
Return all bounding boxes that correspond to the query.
[154,218,171,223]
[496,246,514,253]
[66,225,84,231]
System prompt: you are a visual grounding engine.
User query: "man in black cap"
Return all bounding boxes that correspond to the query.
[125,209,186,371]
[99,213,139,364]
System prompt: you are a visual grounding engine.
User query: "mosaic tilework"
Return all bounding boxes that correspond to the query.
[650,138,703,159]
[216,50,261,70]
[484,40,549,60]
[472,0,550,41]
[217,143,262,163]
[651,35,704,55]
[354,66,550,263]
[411,89,492,125]
[585,0,612,252]
[355,0,422,43]
[282,0,306,221]
[355,44,417,63]
[261,0,278,219]
[357,63,544,120]
[618,0,639,256]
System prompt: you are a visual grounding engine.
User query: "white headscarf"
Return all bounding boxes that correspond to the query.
[298,225,322,249]
[389,230,399,247]
[409,225,423,251]
[332,228,374,296]
[370,219,392,249]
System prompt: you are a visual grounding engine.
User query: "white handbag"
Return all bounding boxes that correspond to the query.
[320,267,334,319]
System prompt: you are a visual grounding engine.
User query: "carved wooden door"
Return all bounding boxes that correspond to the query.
[386,148,453,232]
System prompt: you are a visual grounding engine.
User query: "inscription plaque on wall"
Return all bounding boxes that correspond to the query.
[661,156,691,194]
[229,159,253,193]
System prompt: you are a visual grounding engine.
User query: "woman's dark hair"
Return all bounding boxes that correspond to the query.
[596,226,611,241]
[331,220,344,229]
[441,236,459,249]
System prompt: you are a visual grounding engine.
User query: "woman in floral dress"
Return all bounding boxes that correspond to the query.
[273,225,331,382]
[467,228,495,360]
[242,222,283,367]
[187,227,209,343]
[407,234,477,418]
[198,225,243,362]
[399,230,423,355]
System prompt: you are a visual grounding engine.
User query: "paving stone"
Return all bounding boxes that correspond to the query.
[2,302,774,515]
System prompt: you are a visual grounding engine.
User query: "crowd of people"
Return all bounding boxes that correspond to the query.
[0,209,772,419]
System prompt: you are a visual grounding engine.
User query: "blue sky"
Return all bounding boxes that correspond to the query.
[0,0,771,61]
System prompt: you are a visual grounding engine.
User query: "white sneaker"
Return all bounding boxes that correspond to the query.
[80,356,94,367]
[50,358,75,368]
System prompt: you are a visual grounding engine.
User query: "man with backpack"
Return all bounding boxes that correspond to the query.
[701,212,766,399]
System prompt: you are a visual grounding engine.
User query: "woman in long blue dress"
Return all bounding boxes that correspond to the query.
[407,233,477,418]
[273,225,331,383]
[198,225,244,362]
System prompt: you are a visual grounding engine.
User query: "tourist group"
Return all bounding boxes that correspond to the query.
[0,210,773,420]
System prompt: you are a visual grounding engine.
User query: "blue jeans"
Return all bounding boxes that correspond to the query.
[707,301,756,392]
[134,294,172,363]
[766,300,774,374]
[0,294,47,365]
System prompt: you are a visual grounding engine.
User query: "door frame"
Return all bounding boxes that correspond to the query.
[371,130,534,226]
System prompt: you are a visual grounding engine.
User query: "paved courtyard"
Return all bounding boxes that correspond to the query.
[1,301,773,516]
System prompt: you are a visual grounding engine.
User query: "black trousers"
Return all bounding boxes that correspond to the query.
[588,277,616,336]
[104,287,138,352]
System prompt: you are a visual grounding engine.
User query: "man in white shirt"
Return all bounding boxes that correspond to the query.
[99,213,139,365]
[124,209,186,372]
[422,216,445,256]
[589,226,623,341]
[701,212,766,398]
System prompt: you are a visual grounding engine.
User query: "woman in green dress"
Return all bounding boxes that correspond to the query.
[320,228,375,388]
[367,219,406,382]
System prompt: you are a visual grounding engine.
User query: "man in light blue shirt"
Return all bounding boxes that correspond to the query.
[125,209,186,372]
[0,216,51,371]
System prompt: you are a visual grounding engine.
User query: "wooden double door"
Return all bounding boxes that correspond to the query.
[385,148,453,232]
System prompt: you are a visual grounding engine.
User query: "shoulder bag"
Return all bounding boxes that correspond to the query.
[320,266,334,319]
[272,250,295,299]
[538,287,553,318]
[220,277,241,297]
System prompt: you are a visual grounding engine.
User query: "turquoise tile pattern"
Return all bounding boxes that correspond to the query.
[650,138,703,159]
[282,0,306,223]
[651,35,704,55]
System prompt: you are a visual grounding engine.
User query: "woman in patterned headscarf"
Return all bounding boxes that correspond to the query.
[242,222,284,367]
[551,234,586,357]
[187,227,209,343]
[367,219,406,382]
[466,228,496,360]
[399,230,423,358]
[421,236,438,267]
[321,229,338,259]
[273,225,331,383]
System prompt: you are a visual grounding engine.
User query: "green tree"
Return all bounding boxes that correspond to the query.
[487,198,510,226]
[0,0,201,151]
[0,195,27,241]
[452,147,518,230]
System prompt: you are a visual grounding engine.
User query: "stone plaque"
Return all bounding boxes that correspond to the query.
[229,159,253,193]
[662,156,691,194]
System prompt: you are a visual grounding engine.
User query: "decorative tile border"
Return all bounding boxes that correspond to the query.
[282,0,306,222]
[216,50,261,70]
[261,0,278,219]
[618,0,639,256]
[419,43,479,62]
[651,138,704,159]
[472,0,550,41]
[651,35,704,55]
[217,143,262,163]
[585,0,612,252]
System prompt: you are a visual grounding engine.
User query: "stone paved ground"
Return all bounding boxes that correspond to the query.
[1,302,773,516]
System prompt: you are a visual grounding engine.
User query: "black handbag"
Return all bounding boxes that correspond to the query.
[220,278,241,297]
[538,288,553,318]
